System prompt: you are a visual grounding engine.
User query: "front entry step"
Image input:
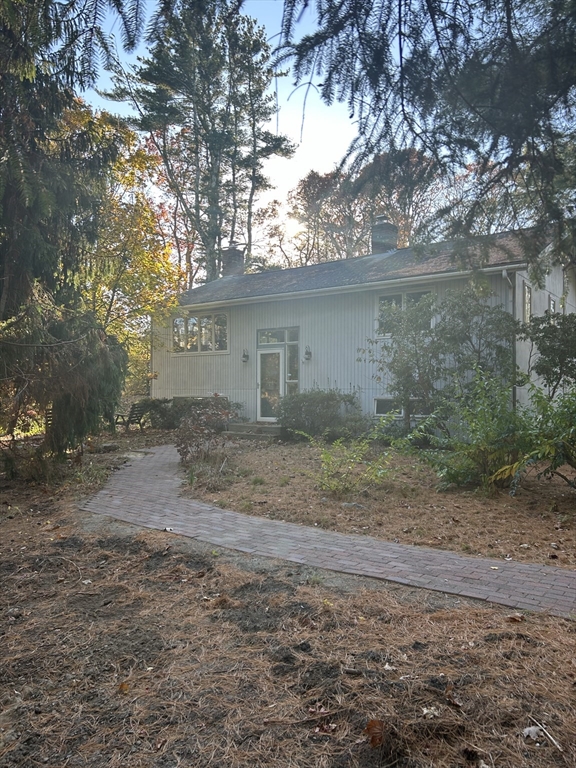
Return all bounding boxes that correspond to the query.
[226,422,281,441]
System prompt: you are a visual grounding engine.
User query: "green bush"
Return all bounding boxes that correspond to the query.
[131,398,174,429]
[131,396,240,431]
[418,371,531,489]
[493,385,576,490]
[307,433,389,498]
[276,387,369,440]
[371,415,412,446]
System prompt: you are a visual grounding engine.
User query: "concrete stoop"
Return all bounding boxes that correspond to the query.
[226,422,281,441]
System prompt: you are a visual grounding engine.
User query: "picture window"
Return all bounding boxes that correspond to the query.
[173,313,227,353]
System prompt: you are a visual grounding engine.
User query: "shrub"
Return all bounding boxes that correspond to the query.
[130,398,173,429]
[492,385,576,490]
[131,396,242,431]
[307,433,389,498]
[175,395,235,464]
[276,387,369,440]
[418,371,531,489]
[371,414,412,446]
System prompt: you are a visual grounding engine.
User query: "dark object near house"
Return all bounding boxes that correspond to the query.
[45,407,53,435]
[115,402,148,431]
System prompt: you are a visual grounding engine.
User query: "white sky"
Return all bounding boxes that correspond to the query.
[243,0,358,202]
[91,0,358,203]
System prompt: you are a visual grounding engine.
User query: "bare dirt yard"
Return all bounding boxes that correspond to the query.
[1,431,575,768]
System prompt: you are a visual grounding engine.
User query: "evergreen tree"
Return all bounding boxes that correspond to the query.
[111,0,293,284]
[279,1,576,263]
[0,1,149,446]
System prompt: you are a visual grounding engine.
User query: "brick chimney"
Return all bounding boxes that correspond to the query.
[371,216,399,254]
[221,246,244,277]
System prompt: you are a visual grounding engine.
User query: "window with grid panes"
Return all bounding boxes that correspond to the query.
[172,313,227,352]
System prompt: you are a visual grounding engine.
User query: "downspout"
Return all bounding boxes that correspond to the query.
[503,269,516,409]
[149,316,154,398]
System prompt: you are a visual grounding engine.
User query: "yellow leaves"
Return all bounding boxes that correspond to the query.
[88,188,181,331]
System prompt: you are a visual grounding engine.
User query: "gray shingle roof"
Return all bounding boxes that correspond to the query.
[179,230,529,307]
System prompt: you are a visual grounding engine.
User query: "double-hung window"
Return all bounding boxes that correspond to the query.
[378,291,431,335]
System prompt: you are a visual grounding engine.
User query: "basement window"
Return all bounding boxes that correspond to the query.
[374,398,397,416]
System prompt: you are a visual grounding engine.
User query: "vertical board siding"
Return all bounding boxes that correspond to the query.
[151,266,574,420]
[514,265,576,404]
[152,290,380,420]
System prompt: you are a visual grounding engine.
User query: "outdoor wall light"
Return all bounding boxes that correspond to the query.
[242,349,249,362]
[304,345,312,361]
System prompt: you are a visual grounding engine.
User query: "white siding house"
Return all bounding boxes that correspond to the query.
[151,227,576,421]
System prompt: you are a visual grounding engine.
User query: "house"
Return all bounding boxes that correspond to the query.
[150,221,576,421]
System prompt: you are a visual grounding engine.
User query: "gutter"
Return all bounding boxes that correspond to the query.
[179,262,528,312]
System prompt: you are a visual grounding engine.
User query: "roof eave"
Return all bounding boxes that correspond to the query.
[178,262,527,311]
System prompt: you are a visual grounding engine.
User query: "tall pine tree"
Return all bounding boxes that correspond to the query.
[111,0,293,285]
[0,1,148,446]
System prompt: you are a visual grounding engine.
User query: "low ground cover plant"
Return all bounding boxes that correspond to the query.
[306,432,390,498]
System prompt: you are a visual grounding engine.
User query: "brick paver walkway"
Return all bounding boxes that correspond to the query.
[82,445,576,618]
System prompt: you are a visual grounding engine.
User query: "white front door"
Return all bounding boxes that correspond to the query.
[257,349,284,421]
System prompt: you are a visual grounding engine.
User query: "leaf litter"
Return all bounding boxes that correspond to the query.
[186,440,576,569]
[1,430,575,767]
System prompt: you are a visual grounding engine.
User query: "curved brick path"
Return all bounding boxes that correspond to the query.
[82,445,576,618]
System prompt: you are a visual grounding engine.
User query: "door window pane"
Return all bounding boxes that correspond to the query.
[287,344,299,382]
[258,329,285,344]
[287,328,299,342]
[260,352,281,418]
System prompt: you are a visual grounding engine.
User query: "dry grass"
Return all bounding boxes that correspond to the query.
[1,431,575,767]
